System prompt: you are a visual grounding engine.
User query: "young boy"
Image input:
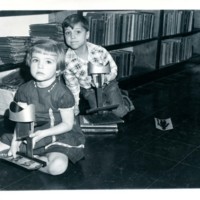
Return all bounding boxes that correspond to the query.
[62,14,134,117]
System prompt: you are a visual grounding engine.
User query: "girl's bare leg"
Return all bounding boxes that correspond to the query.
[38,152,68,175]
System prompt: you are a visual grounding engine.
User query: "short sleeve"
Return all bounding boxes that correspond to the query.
[14,82,30,103]
[53,84,75,109]
[59,91,75,109]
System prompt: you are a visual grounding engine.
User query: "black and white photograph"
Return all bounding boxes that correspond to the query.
[0,0,200,199]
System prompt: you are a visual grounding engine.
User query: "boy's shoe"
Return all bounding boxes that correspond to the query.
[121,89,129,96]
[122,95,135,112]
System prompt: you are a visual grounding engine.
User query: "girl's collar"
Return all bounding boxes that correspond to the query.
[33,80,57,93]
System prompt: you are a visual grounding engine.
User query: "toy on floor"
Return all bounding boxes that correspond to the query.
[0,102,46,170]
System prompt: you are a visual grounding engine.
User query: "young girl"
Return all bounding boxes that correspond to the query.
[0,39,85,175]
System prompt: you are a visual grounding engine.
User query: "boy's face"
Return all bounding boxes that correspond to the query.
[64,22,89,50]
[30,50,57,84]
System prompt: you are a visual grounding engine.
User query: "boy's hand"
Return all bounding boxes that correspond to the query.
[91,74,107,88]
[91,74,99,88]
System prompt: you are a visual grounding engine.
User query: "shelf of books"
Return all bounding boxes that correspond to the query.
[82,10,159,81]
[158,10,200,68]
[0,10,68,72]
[0,22,66,72]
[83,10,200,80]
[162,10,194,37]
[159,37,193,67]
[85,11,156,46]
[0,10,200,84]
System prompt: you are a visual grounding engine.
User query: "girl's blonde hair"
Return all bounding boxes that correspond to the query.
[26,39,66,72]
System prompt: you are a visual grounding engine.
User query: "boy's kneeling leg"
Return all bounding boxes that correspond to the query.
[104,81,128,118]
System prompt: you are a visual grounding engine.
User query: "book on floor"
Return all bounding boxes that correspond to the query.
[79,115,119,133]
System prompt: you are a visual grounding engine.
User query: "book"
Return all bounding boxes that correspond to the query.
[79,115,119,133]
[81,127,118,133]
[111,49,135,78]
[79,115,119,127]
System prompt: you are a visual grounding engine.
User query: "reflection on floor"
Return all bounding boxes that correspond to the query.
[1,61,200,190]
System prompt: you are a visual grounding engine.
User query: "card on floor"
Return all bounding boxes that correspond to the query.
[154,117,173,131]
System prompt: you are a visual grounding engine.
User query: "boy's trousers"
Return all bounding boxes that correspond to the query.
[80,80,129,118]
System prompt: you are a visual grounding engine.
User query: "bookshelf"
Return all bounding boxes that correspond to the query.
[79,10,200,88]
[0,11,62,17]
[0,10,200,88]
[0,10,73,73]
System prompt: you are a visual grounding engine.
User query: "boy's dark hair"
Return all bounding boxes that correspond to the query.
[62,14,89,31]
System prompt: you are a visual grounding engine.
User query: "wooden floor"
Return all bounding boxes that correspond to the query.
[1,60,200,190]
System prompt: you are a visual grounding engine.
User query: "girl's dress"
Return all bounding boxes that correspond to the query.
[1,79,85,163]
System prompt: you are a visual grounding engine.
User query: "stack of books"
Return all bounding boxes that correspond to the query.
[162,10,194,36]
[160,37,192,66]
[29,23,65,45]
[79,114,123,134]
[0,37,29,65]
[110,49,135,79]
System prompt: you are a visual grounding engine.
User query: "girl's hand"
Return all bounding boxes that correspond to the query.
[74,106,80,116]
[29,130,44,149]
[8,141,21,158]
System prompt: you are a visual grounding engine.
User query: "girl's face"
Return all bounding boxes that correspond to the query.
[30,50,57,86]
[64,22,89,50]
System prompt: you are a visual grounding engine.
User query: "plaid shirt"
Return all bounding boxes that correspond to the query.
[63,42,117,108]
